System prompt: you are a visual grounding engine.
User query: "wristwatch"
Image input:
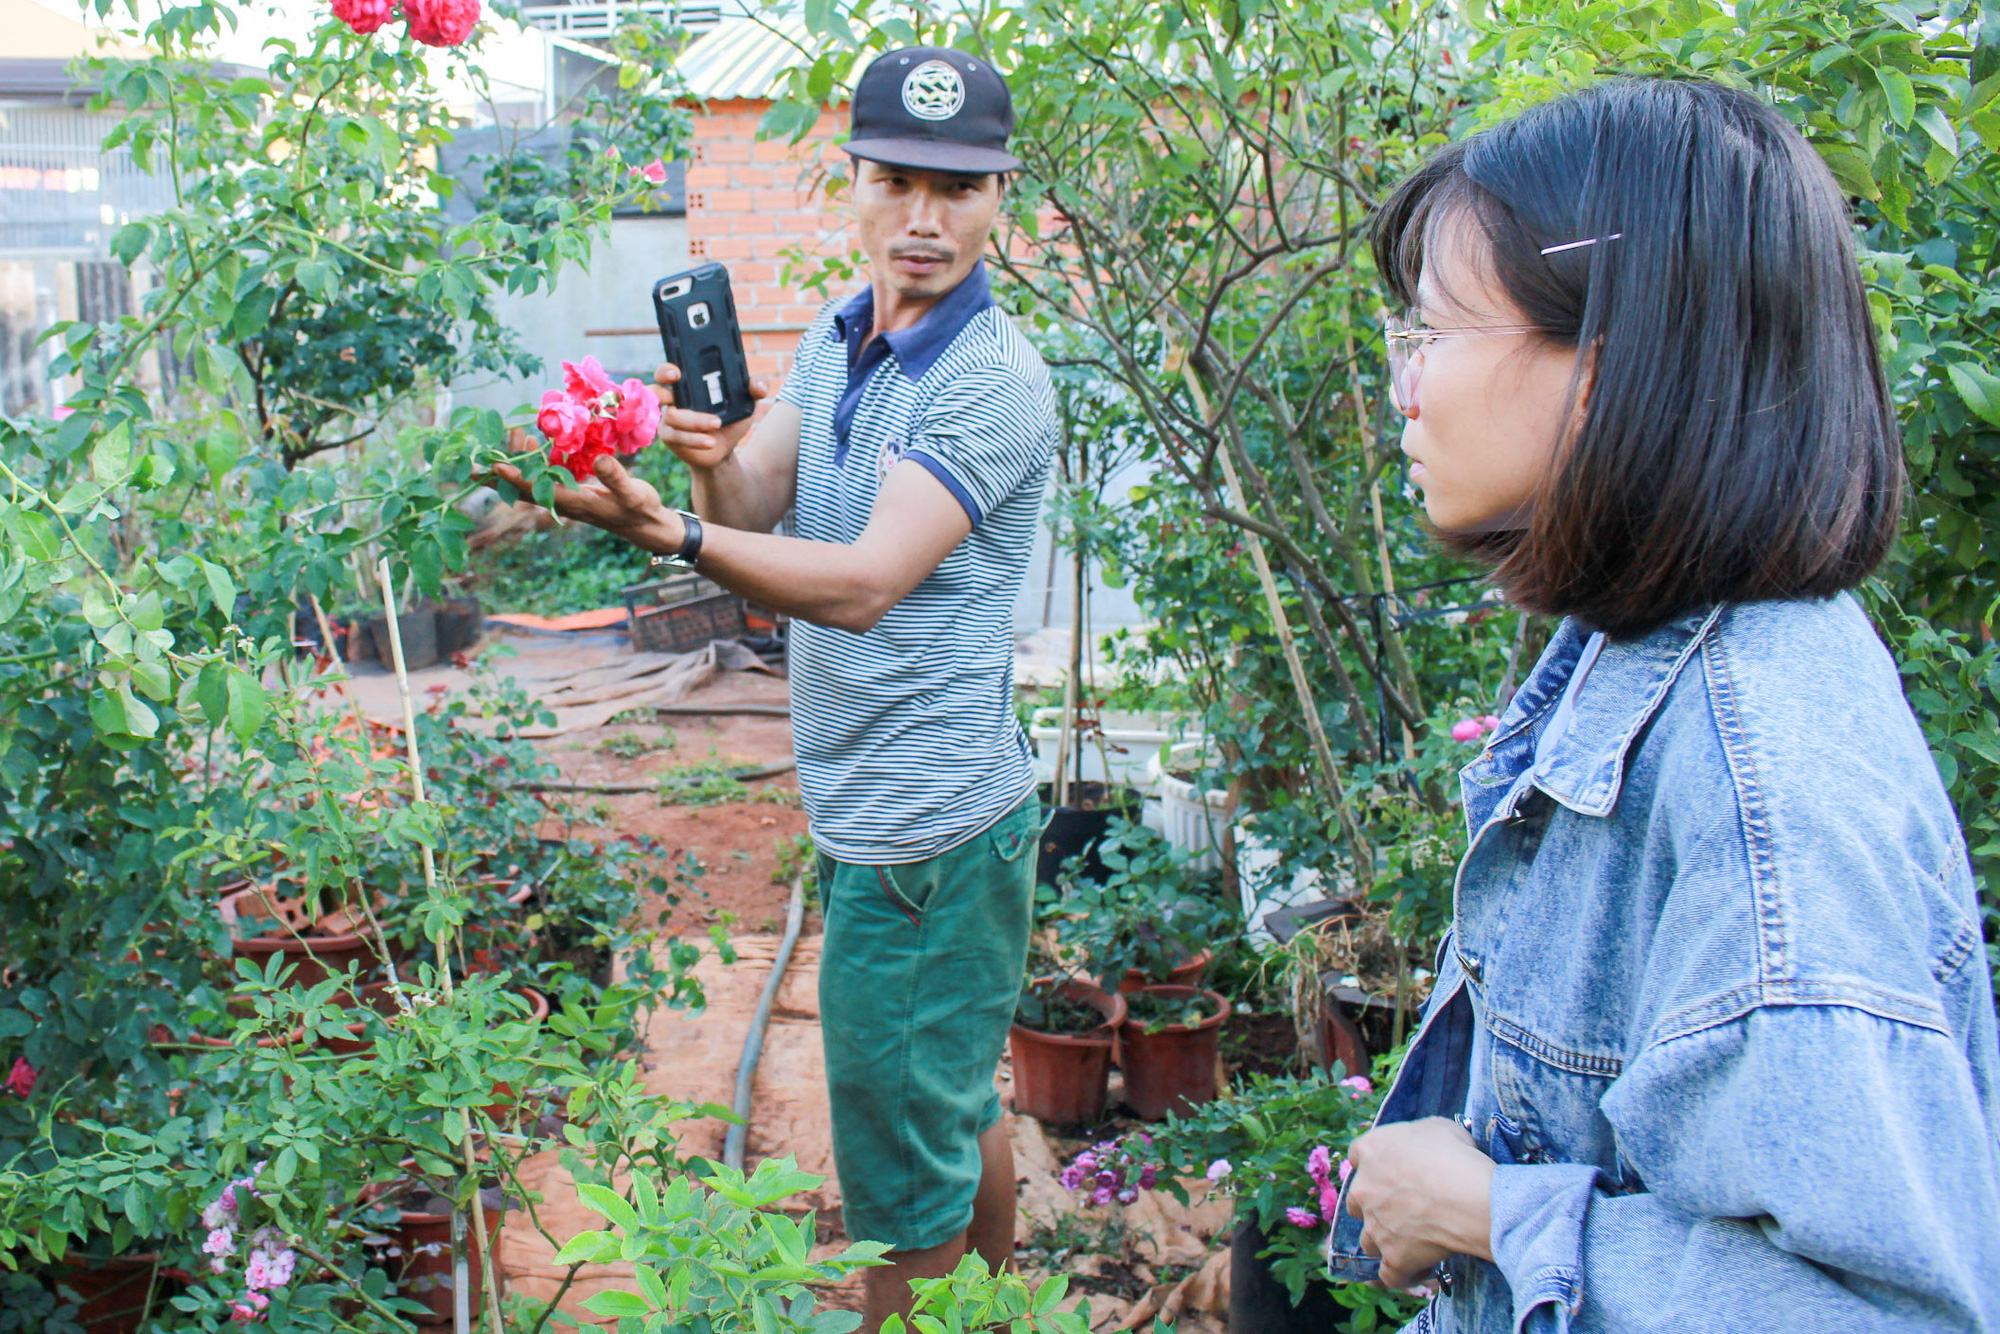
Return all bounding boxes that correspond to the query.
[648,510,704,571]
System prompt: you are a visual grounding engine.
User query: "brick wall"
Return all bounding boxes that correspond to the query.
[683,98,852,384]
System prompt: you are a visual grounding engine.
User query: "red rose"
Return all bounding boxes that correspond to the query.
[5,1057,35,1099]
[331,0,393,33]
[405,0,479,46]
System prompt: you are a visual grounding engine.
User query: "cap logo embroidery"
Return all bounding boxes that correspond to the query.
[901,60,965,121]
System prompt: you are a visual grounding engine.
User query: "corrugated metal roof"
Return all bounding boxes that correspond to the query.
[675,15,822,103]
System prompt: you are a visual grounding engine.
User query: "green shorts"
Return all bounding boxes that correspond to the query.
[816,792,1041,1252]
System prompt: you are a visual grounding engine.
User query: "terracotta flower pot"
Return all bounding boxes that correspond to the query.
[51,1253,175,1334]
[367,1180,502,1327]
[218,883,381,989]
[1008,979,1127,1126]
[1118,985,1230,1121]
[321,982,549,1062]
[149,995,307,1052]
[1117,948,1215,995]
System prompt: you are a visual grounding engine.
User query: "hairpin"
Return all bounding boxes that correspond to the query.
[1540,233,1624,256]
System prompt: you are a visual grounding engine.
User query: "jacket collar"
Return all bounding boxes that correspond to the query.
[830,260,995,383]
[1494,606,1724,817]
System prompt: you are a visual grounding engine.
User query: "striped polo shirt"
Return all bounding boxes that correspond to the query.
[776,261,1057,864]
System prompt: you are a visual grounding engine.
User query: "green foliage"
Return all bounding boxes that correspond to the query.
[558,1158,886,1333]
[1139,1061,1391,1303]
[600,729,671,760]
[656,757,752,807]
[1042,819,1237,988]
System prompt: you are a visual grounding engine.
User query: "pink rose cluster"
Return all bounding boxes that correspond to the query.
[1058,1134,1158,1207]
[330,0,480,46]
[1450,713,1502,744]
[199,1173,298,1324]
[536,355,661,482]
[1284,1142,1352,1230]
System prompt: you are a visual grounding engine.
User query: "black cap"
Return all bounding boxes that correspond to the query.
[844,47,1022,175]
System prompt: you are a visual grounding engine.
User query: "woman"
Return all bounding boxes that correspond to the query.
[1328,78,2000,1331]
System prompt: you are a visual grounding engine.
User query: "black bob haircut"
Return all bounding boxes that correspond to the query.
[1370,78,1902,636]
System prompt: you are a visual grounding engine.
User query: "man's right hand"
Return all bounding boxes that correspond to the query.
[651,362,772,470]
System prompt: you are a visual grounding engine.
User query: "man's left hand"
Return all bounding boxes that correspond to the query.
[1345,1116,1497,1289]
[490,455,682,556]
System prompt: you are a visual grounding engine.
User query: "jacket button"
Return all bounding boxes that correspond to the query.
[1457,951,1483,983]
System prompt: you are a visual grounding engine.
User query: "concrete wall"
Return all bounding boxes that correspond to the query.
[449,213,691,416]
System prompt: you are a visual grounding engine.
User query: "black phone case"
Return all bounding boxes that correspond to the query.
[652,263,756,427]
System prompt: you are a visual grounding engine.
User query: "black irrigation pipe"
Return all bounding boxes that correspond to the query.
[511,759,797,796]
[642,704,793,717]
[724,870,808,1172]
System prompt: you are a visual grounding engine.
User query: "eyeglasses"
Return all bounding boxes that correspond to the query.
[1382,313,1544,413]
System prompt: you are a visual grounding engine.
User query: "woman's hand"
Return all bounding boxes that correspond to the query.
[651,362,772,470]
[1345,1116,1497,1289]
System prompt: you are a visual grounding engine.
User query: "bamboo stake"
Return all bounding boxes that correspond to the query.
[1177,360,1373,888]
[375,558,505,1334]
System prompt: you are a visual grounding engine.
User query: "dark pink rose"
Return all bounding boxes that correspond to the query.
[331,0,393,34]
[405,0,479,46]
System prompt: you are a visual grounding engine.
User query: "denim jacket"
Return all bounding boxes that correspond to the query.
[1326,596,2000,1332]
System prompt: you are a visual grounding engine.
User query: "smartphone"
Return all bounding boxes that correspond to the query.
[652,263,756,427]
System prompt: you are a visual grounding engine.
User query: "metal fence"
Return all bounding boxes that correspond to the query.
[518,0,721,37]
[0,105,176,254]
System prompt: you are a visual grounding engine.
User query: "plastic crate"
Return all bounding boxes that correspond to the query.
[622,574,750,654]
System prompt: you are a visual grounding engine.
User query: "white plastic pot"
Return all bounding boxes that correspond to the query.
[1149,740,1231,871]
[1031,709,1200,795]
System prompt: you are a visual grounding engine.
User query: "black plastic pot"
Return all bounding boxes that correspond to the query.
[1035,781,1141,887]
[431,596,484,656]
[368,609,438,671]
[1229,1221,1349,1334]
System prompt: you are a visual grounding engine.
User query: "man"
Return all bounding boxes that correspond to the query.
[495,46,1057,1330]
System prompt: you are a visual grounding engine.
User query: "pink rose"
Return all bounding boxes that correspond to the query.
[1478,714,1501,732]
[4,1057,34,1099]
[1206,1158,1232,1182]
[331,0,393,34]
[612,378,660,455]
[1338,1158,1353,1185]
[537,391,588,450]
[1450,717,1484,743]
[1339,1074,1373,1095]
[634,159,668,185]
[561,356,617,407]
[404,0,479,45]
[1319,1181,1340,1222]
[228,1293,269,1324]
[1306,1144,1333,1184]
[1285,1206,1319,1228]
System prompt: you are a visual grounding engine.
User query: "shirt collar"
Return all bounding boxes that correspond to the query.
[1495,605,1725,817]
[830,260,996,382]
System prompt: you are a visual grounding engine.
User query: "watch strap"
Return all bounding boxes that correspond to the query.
[650,510,704,570]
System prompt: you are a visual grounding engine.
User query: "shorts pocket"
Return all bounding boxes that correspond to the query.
[988,799,1042,864]
[875,865,929,922]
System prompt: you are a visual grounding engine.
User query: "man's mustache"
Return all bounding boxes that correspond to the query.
[890,246,955,263]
